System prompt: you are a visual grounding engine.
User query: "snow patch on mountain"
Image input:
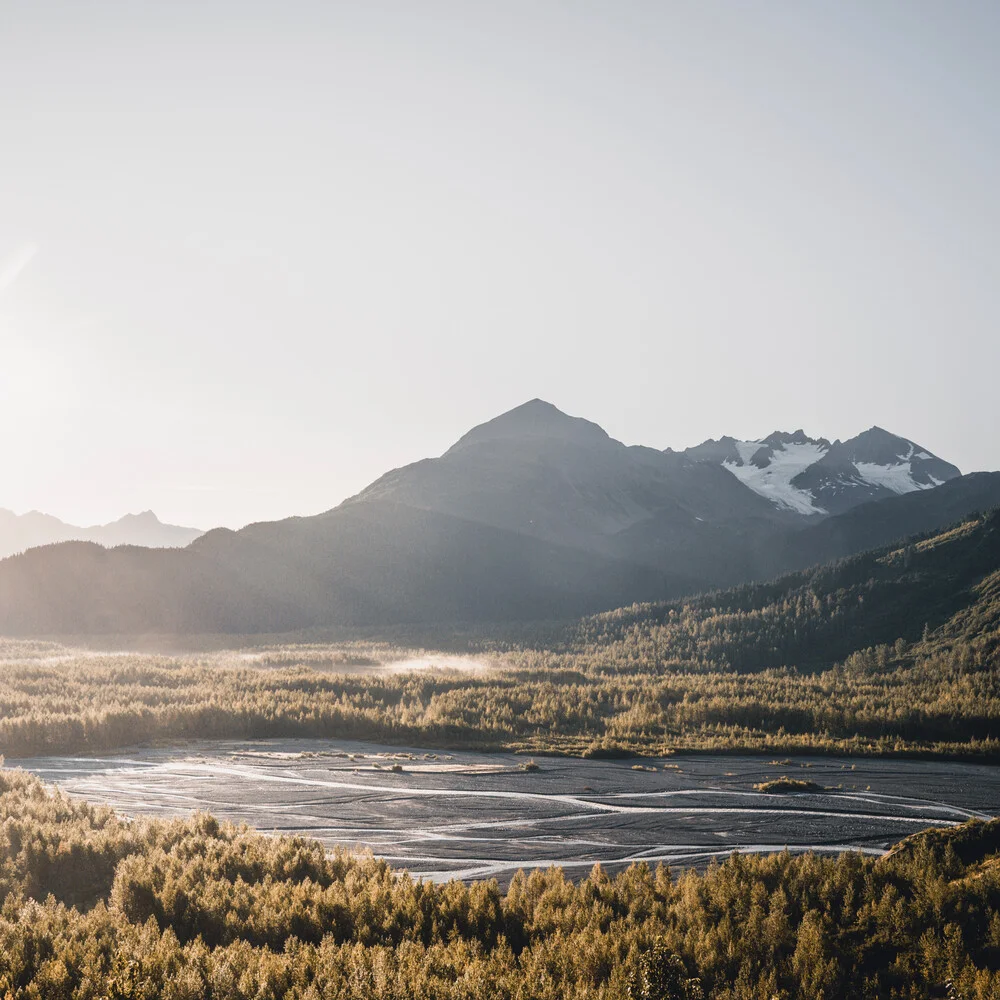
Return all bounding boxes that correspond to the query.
[731,441,761,466]
[854,462,939,494]
[687,426,961,517]
[723,442,828,515]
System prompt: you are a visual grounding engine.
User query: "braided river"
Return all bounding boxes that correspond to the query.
[13,740,1000,885]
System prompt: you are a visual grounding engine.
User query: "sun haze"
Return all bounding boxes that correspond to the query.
[2,1,997,529]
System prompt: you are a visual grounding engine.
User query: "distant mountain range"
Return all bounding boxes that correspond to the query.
[0,509,203,560]
[0,399,996,634]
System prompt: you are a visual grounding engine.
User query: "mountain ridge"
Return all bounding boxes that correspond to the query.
[0,508,204,560]
[683,423,960,515]
[0,399,993,635]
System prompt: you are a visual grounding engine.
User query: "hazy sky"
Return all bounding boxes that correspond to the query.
[2,1,998,529]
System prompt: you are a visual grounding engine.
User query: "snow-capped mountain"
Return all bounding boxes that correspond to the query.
[684,427,961,515]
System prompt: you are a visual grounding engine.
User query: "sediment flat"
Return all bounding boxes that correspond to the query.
[13,740,999,885]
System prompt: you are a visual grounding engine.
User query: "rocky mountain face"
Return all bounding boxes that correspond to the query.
[0,509,203,560]
[0,400,991,634]
[684,426,960,515]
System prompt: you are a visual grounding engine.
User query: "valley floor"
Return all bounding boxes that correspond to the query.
[12,739,999,887]
[0,634,998,763]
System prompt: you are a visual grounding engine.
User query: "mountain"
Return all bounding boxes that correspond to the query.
[342,402,971,584]
[0,503,681,633]
[0,509,203,560]
[684,426,960,515]
[0,400,994,635]
[351,399,786,558]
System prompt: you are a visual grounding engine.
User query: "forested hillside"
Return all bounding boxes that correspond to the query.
[0,766,999,998]
[575,507,1000,675]
[776,471,1000,573]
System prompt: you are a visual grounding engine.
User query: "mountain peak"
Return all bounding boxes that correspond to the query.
[837,426,921,464]
[827,427,959,481]
[445,399,611,454]
[760,429,832,449]
[116,510,162,525]
[854,425,904,443]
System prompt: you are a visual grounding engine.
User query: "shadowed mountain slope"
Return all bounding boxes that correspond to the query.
[776,471,1000,573]
[579,506,1000,675]
[351,399,787,556]
[0,501,681,634]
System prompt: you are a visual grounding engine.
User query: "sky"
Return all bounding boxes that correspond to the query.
[1,1,998,530]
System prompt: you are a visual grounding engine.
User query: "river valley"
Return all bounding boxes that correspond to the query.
[12,740,1000,885]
